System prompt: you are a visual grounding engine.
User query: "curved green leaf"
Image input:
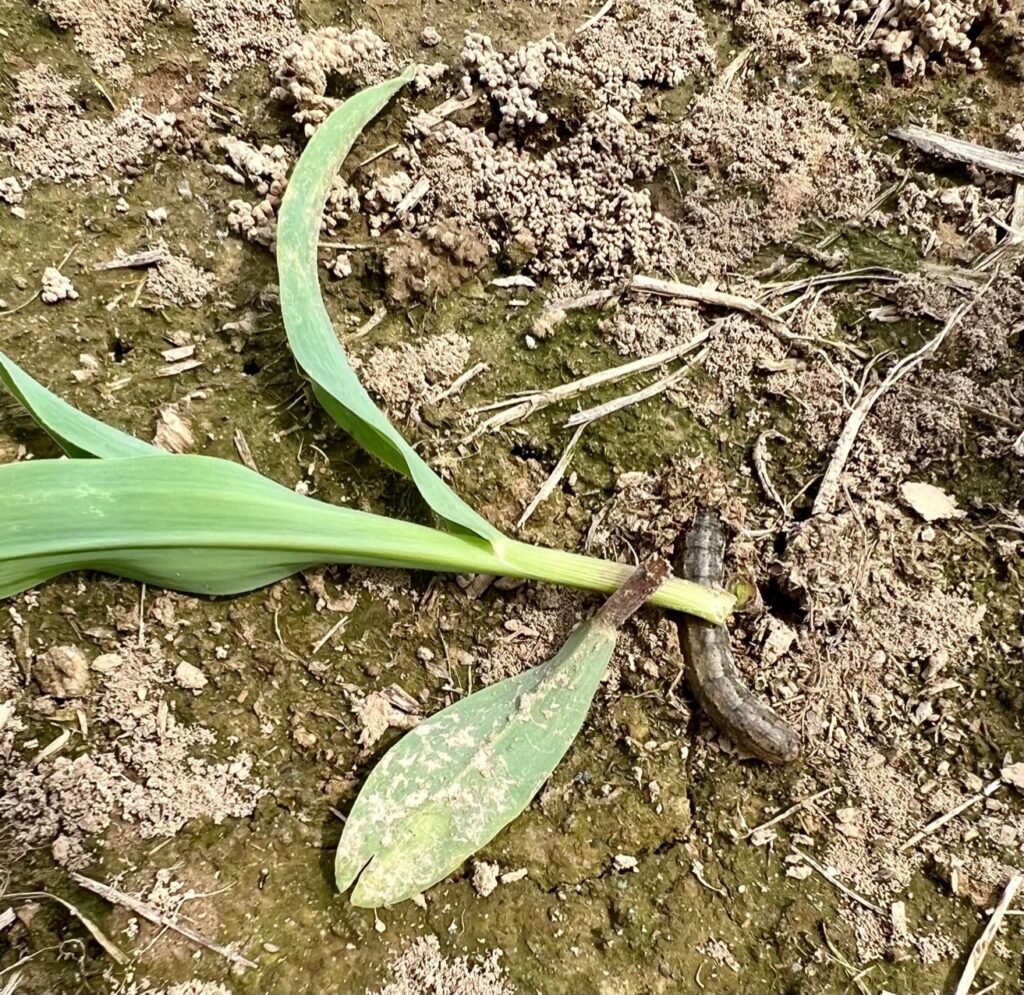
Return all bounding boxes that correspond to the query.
[0,350,158,458]
[277,68,502,546]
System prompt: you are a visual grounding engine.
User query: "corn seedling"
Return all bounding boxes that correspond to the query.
[0,69,733,905]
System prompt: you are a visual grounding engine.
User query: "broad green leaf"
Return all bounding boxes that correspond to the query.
[335,563,667,907]
[0,455,731,621]
[277,68,502,546]
[0,350,158,458]
[0,455,500,600]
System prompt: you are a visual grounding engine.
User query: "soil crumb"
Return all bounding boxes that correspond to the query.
[369,935,514,995]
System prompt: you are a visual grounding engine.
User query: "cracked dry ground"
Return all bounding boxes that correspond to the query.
[2,0,1024,993]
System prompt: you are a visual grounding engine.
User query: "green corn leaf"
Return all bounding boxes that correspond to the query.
[0,455,732,622]
[277,67,503,546]
[0,350,158,458]
[335,563,667,907]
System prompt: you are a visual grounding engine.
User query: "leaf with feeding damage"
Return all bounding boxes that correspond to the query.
[334,561,668,907]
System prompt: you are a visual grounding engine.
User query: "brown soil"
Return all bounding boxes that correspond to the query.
[2,0,1024,993]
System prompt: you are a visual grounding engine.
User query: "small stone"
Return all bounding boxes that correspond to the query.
[373,917,386,933]
[292,726,317,749]
[420,26,442,47]
[34,646,90,697]
[612,853,639,873]
[900,481,964,522]
[1001,762,1024,791]
[762,619,797,666]
[416,646,435,663]
[174,660,208,690]
[786,864,812,880]
[963,772,984,792]
[147,207,168,224]
[472,860,500,897]
[91,653,124,673]
[524,333,538,350]
[749,827,777,847]
[115,197,129,213]
[263,942,280,953]
[835,821,864,839]
[499,867,528,885]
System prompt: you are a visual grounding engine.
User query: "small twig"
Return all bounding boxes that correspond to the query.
[30,728,70,767]
[233,428,259,473]
[406,93,478,138]
[719,47,752,89]
[3,890,127,965]
[468,328,711,438]
[630,274,787,332]
[812,282,991,516]
[860,0,893,42]
[517,424,586,528]
[94,248,167,271]
[752,430,790,517]
[791,848,886,916]
[691,860,728,898]
[434,362,488,403]
[318,241,378,251]
[577,0,615,31]
[891,125,1024,180]
[900,778,1001,852]
[565,347,708,429]
[137,583,146,648]
[348,306,387,341]
[593,556,669,629]
[356,142,399,169]
[68,872,257,970]
[952,872,1023,995]
[762,266,902,297]
[312,615,348,655]
[742,787,835,840]
[394,177,430,219]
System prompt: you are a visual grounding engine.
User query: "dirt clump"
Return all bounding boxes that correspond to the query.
[33,645,91,697]
[353,331,470,420]
[603,298,705,357]
[40,266,78,304]
[177,0,300,89]
[381,220,489,303]
[0,640,263,869]
[674,83,881,277]
[810,0,1012,76]
[146,253,215,307]
[0,65,169,183]
[38,0,151,84]
[369,935,514,995]
[272,27,397,134]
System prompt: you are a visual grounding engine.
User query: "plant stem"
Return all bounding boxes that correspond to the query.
[497,539,733,624]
